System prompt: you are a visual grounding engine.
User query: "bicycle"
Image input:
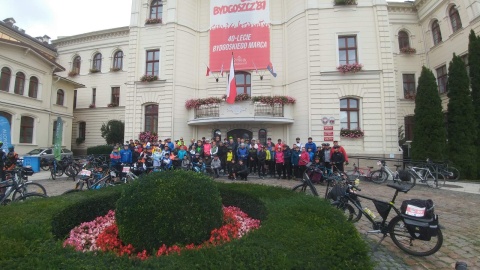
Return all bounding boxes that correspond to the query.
[346,162,384,183]
[406,164,439,188]
[332,171,443,256]
[0,167,48,205]
[49,159,64,180]
[424,159,459,187]
[63,165,118,194]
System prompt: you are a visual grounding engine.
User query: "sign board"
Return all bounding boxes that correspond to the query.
[324,131,334,136]
[324,126,334,130]
[209,0,270,71]
[324,137,334,141]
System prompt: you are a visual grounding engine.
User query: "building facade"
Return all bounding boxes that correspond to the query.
[0,18,83,154]
[49,0,480,156]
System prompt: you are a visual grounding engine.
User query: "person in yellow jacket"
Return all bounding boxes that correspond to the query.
[226,148,235,175]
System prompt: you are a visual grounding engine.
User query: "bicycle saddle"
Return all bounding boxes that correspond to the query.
[387,183,412,193]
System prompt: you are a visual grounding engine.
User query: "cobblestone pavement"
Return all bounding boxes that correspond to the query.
[30,171,480,270]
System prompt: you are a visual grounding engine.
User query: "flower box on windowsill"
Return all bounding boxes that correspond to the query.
[400,47,416,54]
[107,103,119,108]
[340,128,364,139]
[334,0,357,5]
[145,18,162,25]
[337,63,363,74]
[110,67,121,72]
[140,75,158,82]
[404,92,416,100]
[89,68,100,74]
[68,71,78,77]
[89,104,96,108]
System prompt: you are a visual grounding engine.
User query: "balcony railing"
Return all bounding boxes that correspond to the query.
[195,104,220,118]
[254,103,284,117]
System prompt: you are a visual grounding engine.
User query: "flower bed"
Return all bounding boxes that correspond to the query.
[185,95,296,109]
[146,18,162,25]
[140,74,158,82]
[337,63,363,73]
[139,131,158,143]
[400,47,416,54]
[89,68,100,73]
[340,128,364,138]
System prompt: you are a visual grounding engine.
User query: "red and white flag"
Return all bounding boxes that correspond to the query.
[226,54,236,104]
[220,63,224,77]
[206,66,211,76]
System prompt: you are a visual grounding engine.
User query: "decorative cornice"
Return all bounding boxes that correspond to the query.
[387,5,417,14]
[52,27,130,47]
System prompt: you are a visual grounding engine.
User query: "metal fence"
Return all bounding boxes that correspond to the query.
[254,103,284,117]
[194,104,220,119]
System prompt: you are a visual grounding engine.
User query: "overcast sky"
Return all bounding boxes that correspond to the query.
[1,0,407,40]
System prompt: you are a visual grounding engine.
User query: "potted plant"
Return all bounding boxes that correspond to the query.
[110,67,121,72]
[145,18,162,25]
[89,104,96,108]
[400,47,416,54]
[68,71,78,77]
[139,131,158,143]
[140,74,158,82]
[335,0,357,5]
[89,68,100,73]
[337,63,363,74]
[251,95,296,105]
[404,92,416,100]
[340,128,364,138]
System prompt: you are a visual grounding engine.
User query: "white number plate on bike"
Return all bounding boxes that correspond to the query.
[122,167,130,173]
[405,205,426,217]
[80,169,91,176]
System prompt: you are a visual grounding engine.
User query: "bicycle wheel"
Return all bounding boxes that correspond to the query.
[64,165,78,178]
[13,193,48,203]
[446,167,460,181]
[12,183,47,201]
[351,199,363,223]
[41,159,50,171]
[55,166,64,177]
[389,215,443,256]
[331,201,355,222]
[425,171,438,188]
[370,170,386,184]
[292,183,318,196]
[50,167,56,180]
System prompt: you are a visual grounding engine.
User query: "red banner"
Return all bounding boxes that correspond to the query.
[210,0,270,72]
[324,126,334,130]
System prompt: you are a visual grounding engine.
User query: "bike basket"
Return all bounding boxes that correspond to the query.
[0,180,14,188]
[401,199,435,219]
[373,200,391,220]
[403,215,439,241]
[327,185,345,201]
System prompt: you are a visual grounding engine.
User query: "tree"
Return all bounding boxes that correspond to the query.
[447,54,477,179]
[469,30,480,177]
[411,66,446,162]
[101,120,125,145]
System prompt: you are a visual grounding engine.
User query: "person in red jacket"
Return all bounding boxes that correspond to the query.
[274,146,284,179]
[331,140,348,164]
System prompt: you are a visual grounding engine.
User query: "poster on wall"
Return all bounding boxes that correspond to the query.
[210,0,270,71]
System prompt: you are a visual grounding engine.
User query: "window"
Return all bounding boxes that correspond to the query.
[92,53,102,71]
[235,72,251,95]
[72,56,81,74]
[449,6,462,33]
[150,0,163,19]
[52,120,57,145]
[404,116,414,141]
[338,35,357,65]
[0,67,11,91]
[14,72,25,95]
[73,90,77,109]
[398,31,410,50]
[258,129,267,146]
[28,76,38,98]
[56,89,65,105]
[111,87,120,105]
[20,116,34,143]
[92,88,96,105]
[403,74,416,99]
[432,20,442,46]
[113,51,123,70]
[436,65,448,94]
[79,122,86,139]
[146,50,160,76]
[340,98,359,130]
[144,104,158,132]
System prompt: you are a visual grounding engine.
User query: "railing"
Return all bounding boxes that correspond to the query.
[194,104,220,119]
[254,103,284,117]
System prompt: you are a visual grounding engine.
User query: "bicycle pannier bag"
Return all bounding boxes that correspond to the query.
[327,185,345,201]
[401,199,434,219]
[402,215,439,241]
[22,166,35,176]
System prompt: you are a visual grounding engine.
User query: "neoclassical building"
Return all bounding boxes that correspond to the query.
[0,18,83,154]
[31,0,480,156]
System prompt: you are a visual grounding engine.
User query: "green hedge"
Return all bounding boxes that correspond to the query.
[0,183,373,269]
[87,145,114,155]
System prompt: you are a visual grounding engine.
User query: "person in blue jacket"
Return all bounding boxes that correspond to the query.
[120,143,132,164]
[304,137,317,153]
[236,143,248,163]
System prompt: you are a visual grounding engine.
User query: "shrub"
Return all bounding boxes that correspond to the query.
[87,145,114,155]
[115,170,223,251]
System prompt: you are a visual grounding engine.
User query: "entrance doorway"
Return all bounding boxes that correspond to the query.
[227,129,252,141]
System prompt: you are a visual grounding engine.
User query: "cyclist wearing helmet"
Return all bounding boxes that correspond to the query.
[5,145,18,171]
[0,141,5,181]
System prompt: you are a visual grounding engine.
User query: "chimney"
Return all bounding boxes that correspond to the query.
[3,17,16,27]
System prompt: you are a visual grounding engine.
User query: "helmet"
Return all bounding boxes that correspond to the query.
[8,145,14,151]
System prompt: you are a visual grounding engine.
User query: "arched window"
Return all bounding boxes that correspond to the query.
[432,20,442,46]
[258,129,267,146]
[340,98,359,130]
[113,51,123,70]
[56,89,65,105]
[92,53,102,71]
[0,111,12,125]
[145,104,158,132]
[150,0,163,19]
[20,116,34,143]
[14,72,25,95]
[235,72,251,95]
[0,67,11,91]
[72,56,81,74]
[449,6,462,32]
[79,122,86,139]
[28,76,38,98]
[398,31,410,50]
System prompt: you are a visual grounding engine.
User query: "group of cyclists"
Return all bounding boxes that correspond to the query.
[108,135,349,182]
[0,141,19,196]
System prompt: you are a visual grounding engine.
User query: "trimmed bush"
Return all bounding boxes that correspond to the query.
[87,145,114,155]
[115,170,223,251]
[0,182,373,269]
